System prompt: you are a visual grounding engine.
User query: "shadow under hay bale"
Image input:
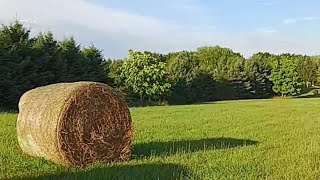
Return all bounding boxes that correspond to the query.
[133,138,258,158]
[16,82,132,167]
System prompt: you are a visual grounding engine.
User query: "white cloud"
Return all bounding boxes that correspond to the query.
[19,19,38,25]
[222,33,320,58]
[0,0,319,58]
[256,27,278,33]
[283,16,320,24]
[255,0,279,6]
[0,0,182,38]
[283,19,297,24]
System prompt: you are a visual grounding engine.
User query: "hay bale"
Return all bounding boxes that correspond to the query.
[16,82,132,167]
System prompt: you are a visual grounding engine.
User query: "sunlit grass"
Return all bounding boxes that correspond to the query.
[2,98,320,179]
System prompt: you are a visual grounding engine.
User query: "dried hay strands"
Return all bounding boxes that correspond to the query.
[16,82,132,167]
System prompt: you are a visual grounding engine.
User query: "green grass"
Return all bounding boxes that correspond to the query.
[2,98,320,179]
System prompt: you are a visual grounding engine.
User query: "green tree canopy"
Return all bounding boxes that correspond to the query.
[121,50,171,102]
[81,45,106,82]
[196,46,244,80]
[269,56,302,96]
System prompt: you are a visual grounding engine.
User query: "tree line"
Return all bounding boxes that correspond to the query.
[1,21,319,110]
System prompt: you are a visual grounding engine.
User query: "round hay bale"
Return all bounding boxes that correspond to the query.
[17,81,132,167]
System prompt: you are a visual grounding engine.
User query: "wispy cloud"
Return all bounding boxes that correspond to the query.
[256,27,278,33]
[283,16,320,24]
[19,19,38,24]
[255,0,279,6]
[0,0,319,58]
[0,0,215,57]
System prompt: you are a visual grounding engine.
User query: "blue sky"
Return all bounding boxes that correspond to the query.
[1,0,320,58]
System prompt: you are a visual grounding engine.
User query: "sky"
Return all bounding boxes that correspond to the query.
[1,0,320,58]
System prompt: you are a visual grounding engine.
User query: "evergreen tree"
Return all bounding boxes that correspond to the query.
[81,45,106,82]
[58,37,84,82]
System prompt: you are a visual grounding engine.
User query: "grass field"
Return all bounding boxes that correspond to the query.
[2,98,320,179]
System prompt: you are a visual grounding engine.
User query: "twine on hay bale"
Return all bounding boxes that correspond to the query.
[16,81,132,167]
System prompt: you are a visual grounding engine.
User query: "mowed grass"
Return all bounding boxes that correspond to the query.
[2,98,320,179]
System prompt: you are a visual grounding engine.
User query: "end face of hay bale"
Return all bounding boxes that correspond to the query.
[17,82,132,167]
[59,83,132,166]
